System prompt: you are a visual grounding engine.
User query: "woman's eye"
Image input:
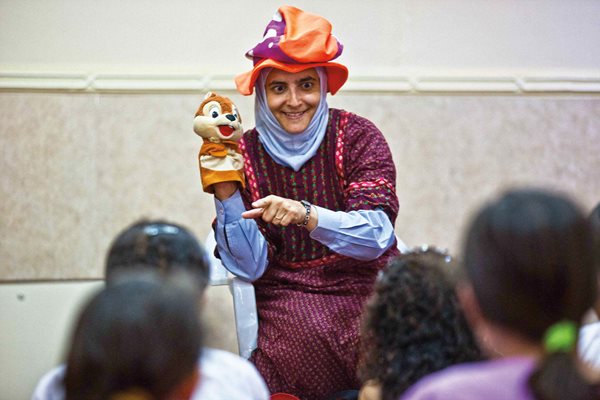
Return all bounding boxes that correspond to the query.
[302,82,314,90]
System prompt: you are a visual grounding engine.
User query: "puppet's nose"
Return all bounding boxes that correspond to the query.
[226,114,236,121]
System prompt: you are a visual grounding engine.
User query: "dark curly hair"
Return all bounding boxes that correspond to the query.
[358,247,481,400]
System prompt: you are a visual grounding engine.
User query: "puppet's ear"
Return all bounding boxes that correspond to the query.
[204,91,215,100]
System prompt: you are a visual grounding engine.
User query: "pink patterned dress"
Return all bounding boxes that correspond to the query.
[239,108,399,400]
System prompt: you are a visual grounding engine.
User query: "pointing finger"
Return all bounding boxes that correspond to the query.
[242,208,264,219]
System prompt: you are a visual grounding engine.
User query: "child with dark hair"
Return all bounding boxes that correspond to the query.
[358,247,481,400]
[33,219,269,400]
[104,219,211,290]
[402,189,600,400]
[64,272,202,400]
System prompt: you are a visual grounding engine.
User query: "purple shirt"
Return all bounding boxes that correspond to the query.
[400,357,537,400]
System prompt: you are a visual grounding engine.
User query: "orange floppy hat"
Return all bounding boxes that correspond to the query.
[235,5,348,96]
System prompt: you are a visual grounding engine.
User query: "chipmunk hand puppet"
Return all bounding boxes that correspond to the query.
[193,92,245,194]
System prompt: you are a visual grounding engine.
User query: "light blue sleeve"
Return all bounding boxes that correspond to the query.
[214,191,268,281]
[309,207,396,260]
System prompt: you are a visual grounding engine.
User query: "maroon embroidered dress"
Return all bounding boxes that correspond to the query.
[239,108,399,400]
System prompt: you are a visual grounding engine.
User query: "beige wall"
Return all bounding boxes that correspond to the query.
[1,92,599,280]
[0,92,245,280]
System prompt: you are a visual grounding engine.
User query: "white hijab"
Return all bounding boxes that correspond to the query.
[254,67,329,172]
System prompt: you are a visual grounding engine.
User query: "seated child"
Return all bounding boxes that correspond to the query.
[401,189,600,400]
[358,246,481,400]
[32,219,269,400]
[68,271,201,399]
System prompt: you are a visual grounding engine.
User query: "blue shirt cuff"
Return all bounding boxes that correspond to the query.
[214,190,246,224]
[310,206,342,241]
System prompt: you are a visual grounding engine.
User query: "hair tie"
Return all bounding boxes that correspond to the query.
[543,320,577,353]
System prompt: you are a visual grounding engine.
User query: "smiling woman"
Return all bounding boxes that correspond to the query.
[202,5,402,400]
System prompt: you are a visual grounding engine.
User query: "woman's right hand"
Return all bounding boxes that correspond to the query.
[242,195,317,231]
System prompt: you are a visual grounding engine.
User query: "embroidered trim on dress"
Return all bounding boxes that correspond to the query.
[240,137,261,203]
[334,111,349,191]
[346,178,396,195]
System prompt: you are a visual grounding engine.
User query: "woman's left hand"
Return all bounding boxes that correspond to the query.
[242,195,313,228]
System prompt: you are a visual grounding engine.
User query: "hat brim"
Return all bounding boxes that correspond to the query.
[235,59,348,96]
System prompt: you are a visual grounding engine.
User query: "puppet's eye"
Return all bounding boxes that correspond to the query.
[203,101,222,118]
[208,105,220,118]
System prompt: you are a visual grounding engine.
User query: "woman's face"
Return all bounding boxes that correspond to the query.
[265,68,321,134]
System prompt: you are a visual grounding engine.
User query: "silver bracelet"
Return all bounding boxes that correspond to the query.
[297,200,312,227]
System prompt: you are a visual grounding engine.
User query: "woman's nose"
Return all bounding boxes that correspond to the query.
[286,89,302,107]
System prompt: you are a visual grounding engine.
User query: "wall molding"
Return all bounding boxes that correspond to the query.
[1,70,599,94]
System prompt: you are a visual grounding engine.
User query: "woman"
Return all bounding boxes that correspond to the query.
[401,189,600,400]
[210,6,400,399]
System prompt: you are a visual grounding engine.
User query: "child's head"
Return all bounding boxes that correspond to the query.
[463,189,596,340]
[462,188,598,399]
[359,247,481,400]
[64,271,202,400]
[105,219,210,291]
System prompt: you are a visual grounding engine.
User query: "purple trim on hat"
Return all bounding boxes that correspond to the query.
[246,11,297,65]
[245,9,343,66]
[333,40,343,59]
